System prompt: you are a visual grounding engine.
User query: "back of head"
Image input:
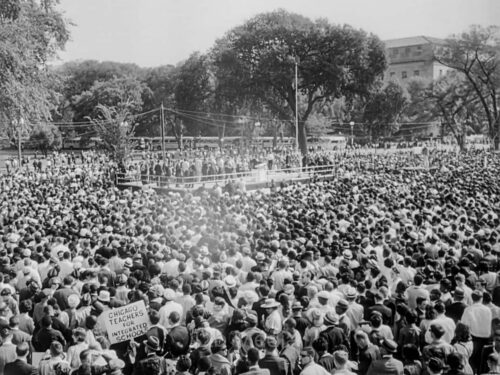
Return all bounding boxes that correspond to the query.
[50,341,64,357]
[41,315,52,328]
[16,342,30,357]
[247,347,260,365]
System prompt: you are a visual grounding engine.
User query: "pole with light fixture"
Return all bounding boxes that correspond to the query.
[295,59,299,151]
[349,121,355,148]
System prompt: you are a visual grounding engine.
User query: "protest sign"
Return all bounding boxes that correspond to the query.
[103,300,150,344]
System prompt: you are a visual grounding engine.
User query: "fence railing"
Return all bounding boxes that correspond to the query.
[115,163,345,189]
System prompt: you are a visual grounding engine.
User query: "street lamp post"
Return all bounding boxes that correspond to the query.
[295,59,299,151]
[349,121,355,148]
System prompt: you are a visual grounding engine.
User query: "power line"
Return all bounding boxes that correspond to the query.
[169,107,296,124]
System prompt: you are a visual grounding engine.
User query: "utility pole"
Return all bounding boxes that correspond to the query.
[295,59,299,151]
[160,103,166,160]
[17,126,21,167]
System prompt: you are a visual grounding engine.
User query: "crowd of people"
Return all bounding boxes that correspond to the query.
[0,146,498,375]
[120,142,465,187]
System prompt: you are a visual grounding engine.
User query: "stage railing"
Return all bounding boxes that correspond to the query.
[115,163,342,189]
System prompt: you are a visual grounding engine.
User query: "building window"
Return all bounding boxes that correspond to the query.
[439,69,443,76]
[391,48,398,57]
[405,47,411,56]
[415,45,422,56]
[414,70,420,76]
[402,71,407,79]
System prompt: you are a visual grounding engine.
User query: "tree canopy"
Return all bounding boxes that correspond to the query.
[0,0,70,134]
[211,9,387,152]
[436,25,500,147]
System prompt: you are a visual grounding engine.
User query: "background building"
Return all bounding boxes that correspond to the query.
[384,36,452,83]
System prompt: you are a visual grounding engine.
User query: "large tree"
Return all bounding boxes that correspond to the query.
[54,60,144,122]
[211,9,387,153]
[436,25,500,148]
[361,80,409,141]
[431,72,482,149]
[138,65,176,136]
[172,52,215,138]
[0,0,70,137]
[72,75,150,121]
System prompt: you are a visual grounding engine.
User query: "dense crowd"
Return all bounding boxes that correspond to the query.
[126,147,303,185]
[0,148,498,375]
[121,143,462,186]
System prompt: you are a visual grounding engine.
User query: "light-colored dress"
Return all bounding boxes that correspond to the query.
[453,341,474,375]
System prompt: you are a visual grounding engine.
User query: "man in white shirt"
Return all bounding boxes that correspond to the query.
[407,274,430,310]
[461,290,492,372]
[271,260,292,292]
[158,289,183,329]
[425,301,456,344]
[455,273,473,306]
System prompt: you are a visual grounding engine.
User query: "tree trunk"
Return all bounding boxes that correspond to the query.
[495,117,500,150]
[298,121,307,154]
[458,135,466,152]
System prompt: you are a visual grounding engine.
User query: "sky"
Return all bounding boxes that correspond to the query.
[56,0,500,68]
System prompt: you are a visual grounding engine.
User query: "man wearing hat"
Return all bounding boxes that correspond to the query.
[134,336,167,375]
[243,313,266,340]
[262,298,282,335]
[158,289,183,329]
[445,287,467,323]
[319,311,349,353]
[345,287,364,329]
[313,291,331,315]
[366,339,403,375]
[336,299,353,339]
[291,302,309,338]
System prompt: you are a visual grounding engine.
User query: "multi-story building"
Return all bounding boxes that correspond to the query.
[384,36,452,83]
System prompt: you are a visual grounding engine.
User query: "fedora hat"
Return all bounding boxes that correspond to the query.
[97,290,110,303]
[381,339,397,353]
[261,298,280,309]
[144,336,160,352]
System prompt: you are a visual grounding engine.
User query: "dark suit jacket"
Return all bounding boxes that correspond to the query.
[165,325,190,355]
[445,301,467,323]
[241,368,270,375]
[358,345,381,375]
[252,298,267,329]
[319,325,349,353]
[368,304,393,325]
[479,345,495,375]
[32,327,66,352]
[4,359,37,375]
[259,353,288,375]
[367,356,404,375]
